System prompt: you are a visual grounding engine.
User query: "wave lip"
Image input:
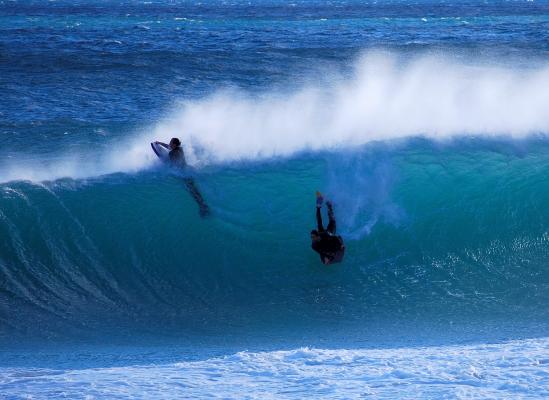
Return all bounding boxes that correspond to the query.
[162,52,549,164]
[2,52,549,185]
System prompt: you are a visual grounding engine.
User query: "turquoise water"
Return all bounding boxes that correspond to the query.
[1,0,549,397]
[2,138,548,344]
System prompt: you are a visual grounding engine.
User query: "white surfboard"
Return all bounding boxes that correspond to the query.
[151,142,169,162]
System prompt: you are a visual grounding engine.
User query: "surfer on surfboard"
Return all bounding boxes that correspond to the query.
[152,137,210,217]
[311,192,345,265]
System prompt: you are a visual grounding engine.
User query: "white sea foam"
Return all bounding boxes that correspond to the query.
[2,52,548,184]
[0,148,157,184]
[2,338,549,398]
[157,52,549,164]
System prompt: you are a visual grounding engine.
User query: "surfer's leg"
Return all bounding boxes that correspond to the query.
[316,206,325,232]
[183,178,209,217]
[326,201,336,234]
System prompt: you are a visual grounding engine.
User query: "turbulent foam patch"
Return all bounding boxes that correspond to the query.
[2,338,549,398]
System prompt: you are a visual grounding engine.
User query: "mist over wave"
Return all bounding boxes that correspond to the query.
[2,52,549,184]
[161,52,549,163]
[0,148,154,185]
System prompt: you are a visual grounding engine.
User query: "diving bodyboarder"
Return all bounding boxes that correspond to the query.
[153,138,210,217]
[311,192,345,265]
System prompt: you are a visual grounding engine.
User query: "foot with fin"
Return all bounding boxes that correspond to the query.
[316,191,324,208]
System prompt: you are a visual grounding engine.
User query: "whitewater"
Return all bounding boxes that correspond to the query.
[3,339,549,399]
[1,0,549,398]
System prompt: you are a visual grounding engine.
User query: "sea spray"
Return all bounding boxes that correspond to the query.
[156,52,549,163]
[1,53,549,184]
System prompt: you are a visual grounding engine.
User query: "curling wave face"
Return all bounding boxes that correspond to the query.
[1,137,548,342]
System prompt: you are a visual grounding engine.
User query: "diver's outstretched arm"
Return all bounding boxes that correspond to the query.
[183,177,210,217]
[326,201,336,234]
[316,206,324,232]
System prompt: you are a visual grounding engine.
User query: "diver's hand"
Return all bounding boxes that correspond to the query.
[316,191,324,208]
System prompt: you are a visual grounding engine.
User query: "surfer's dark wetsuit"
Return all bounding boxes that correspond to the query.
[311,202,345,265]
[169,146,186,166]
[172,147,209,217]
[157,140,210,217]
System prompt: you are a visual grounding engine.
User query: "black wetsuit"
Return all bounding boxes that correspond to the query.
[169,146,186,166]
[312,205,345,264]
[168,145,209,217]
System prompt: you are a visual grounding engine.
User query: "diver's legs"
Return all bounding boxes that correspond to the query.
[316,206,325,232]
[326,201,336,234]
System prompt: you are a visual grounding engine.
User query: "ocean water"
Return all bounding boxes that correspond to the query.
[1,0,549,398]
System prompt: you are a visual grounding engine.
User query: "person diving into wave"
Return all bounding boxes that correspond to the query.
[153,138,210,217]
[311,192,345,265]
